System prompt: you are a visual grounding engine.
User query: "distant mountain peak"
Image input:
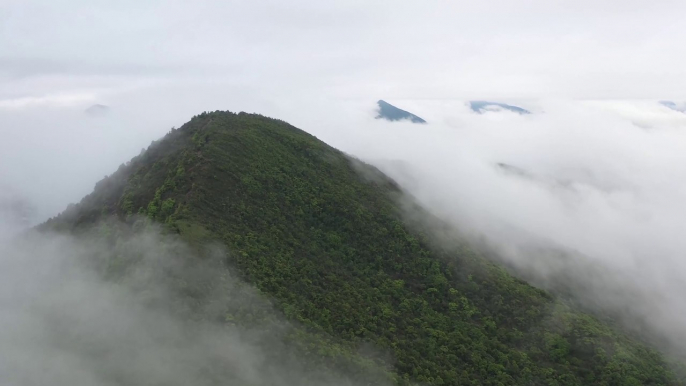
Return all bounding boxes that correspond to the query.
[659,100,686,113]
[85,104,110,117]
[375,100,426,124]
[470,101,530,115]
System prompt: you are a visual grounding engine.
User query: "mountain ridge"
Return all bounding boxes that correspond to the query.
[43,110,683,385]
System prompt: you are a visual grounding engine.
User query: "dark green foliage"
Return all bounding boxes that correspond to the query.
[45,111,684,385]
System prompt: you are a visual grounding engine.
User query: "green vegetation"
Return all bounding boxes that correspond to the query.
[45,111,685,385]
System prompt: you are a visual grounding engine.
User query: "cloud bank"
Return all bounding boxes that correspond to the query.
[293,99,686,355]
[0,218,388,385]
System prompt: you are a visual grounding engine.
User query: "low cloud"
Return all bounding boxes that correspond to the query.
[3,88,686,358]
[0,218,387,385]
[295,98,686,354]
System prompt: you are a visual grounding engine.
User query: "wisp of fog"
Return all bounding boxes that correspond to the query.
[4,0,686,381]
[0,218,384,386]
[292,98,686,354]
[3,94,686,376]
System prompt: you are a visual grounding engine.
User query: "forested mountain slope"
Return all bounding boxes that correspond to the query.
[44,111,683,385]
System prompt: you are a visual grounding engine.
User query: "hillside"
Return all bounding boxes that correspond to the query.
[376,100,426,123]
[44,111,683,385]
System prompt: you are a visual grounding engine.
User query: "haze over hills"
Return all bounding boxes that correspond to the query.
[494,162,622,194]
[375,100,426,124]
[38,110,684,385]
[3,1,686,385]
[85,104,110,117]
[0,185,37,233]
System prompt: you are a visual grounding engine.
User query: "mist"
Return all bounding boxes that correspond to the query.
[0,217,390,385]
[4,0,686,377]
[4,87,686,358]
[291,98,686,354]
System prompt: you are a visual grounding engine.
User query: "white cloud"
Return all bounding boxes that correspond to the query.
[0,223,380,385]
[0,92,97,109]
[2,1,686,101]
[293,98,686,353]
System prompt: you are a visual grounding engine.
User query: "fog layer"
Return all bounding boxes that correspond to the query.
[295,99,686,354]
[0,219,386,385]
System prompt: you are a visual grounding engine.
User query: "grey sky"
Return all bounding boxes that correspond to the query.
[2,0,686,102]
[303,98,686,352]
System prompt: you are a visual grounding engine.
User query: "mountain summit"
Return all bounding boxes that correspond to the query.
[469,101,530,114]
[375,100,426,123]
[44,111,681,385]
[659,100,686,113]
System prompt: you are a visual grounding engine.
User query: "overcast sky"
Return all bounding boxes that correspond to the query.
[3,0,686,103]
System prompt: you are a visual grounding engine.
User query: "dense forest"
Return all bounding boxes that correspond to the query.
[44,111,684,385]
